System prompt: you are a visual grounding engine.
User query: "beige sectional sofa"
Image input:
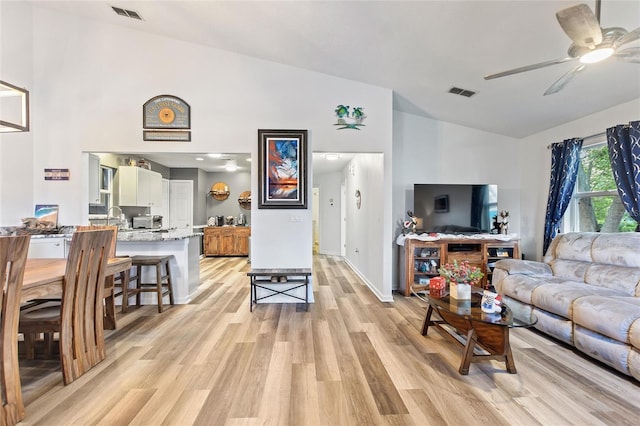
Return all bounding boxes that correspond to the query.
[493,232,640,381]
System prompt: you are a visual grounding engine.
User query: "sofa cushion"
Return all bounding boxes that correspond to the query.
[548,259,590,281]
[574,326,631,375]
[591,233,640,268]
[573,296,640,343]
[530,282,624,318]
[498,275,567,304]
[554,232,598,262]
[533,308,573,345]
[630,348,640,382]
[584,264,640,296]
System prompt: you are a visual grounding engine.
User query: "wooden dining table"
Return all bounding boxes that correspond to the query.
[22,257,132,302]
[3,256,132,425]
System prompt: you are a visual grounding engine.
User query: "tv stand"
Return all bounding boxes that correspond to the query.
[397,236,520,296]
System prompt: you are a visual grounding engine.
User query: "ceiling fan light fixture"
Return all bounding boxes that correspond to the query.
[580,47,614,63]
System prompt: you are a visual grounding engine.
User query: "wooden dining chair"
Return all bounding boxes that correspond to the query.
[75,225,126,330]
[0,235,31,426]
[19,229,112,385]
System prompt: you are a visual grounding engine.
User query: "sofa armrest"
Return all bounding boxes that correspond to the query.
[494,259,552,276]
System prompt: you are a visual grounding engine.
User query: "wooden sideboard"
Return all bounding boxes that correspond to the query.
[398,236,520,296]
[204,226,250,256]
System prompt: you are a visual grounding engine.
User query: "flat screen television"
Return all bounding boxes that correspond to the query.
[413,184,497,234]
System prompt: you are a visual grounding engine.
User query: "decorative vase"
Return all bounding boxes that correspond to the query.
[450,282,471,300]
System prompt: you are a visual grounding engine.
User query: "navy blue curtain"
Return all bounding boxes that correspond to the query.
[543,138,583,254]
[607,121,640,230]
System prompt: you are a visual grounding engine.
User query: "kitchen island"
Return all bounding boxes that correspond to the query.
[116,229,202,305]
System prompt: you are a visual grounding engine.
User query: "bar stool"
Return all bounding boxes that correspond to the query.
[126,255,175,313]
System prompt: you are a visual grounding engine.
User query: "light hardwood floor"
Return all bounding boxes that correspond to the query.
[18,255,640,425]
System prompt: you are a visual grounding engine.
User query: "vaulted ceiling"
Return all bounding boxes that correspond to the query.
[31,0,640,140]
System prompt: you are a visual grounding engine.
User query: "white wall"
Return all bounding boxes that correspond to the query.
[518,98,640,260]
[392,111,521,287]
[0,1,34,225]
[1,4,395,300]
[6,3,635,301]
[393,101,640,269]
[343,153,389,301]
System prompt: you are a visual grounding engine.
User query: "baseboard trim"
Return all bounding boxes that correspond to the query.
[343,257,394,303]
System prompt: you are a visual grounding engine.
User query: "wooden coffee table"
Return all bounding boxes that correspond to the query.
[421,290,537,374]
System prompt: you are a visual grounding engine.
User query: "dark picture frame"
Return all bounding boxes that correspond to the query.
[258,129,308,209]
[434,194,449,213]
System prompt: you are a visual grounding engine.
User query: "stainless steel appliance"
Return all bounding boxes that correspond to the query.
[132,215,163,229]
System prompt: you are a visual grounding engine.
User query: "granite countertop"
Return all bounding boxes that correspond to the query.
[117,229,203,242]
[24,229,202,242]
[27,233,73,239]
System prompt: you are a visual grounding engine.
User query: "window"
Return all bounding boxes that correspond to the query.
[88,166,114,215]
[565,141,635,232]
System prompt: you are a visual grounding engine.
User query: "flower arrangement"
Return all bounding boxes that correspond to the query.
[437,260,484,286]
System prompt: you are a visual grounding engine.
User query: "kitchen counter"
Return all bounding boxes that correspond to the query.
[23,229,200,303]
[116,232,201,304]
[117,229,203,241]
[24,228,203,241]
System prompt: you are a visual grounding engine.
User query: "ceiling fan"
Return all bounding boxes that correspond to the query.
[484,0,640,95]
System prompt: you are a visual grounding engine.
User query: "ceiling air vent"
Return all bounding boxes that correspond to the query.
[448,87,476,98]
[111,6,143,20]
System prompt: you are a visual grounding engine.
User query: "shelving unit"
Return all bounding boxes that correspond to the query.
[485,242,520,285]
[398,237,520,296]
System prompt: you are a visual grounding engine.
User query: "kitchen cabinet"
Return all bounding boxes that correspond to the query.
[88,154,101,204]
[204,227,250,256]
[28,237,67,259]
[151,178,170,228]
[116,166,162,207]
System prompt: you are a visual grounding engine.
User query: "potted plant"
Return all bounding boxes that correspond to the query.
[437,260,483,299]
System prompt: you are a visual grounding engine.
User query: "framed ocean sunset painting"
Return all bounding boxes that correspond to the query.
[258,129,307,209]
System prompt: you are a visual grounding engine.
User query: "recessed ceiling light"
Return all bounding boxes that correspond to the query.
[324,153,341,161]
[246,158,252,162]
[225,160,238,172]
[207,153,222,158]
[195,157,204,161]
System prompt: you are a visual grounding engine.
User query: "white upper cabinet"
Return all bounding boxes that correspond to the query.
[116,166,163,207]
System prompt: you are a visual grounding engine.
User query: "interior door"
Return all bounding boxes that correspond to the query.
[169,180,193,229]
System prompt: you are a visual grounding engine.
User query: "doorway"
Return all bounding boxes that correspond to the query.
[311,152,355,257]
[170,180,193,229]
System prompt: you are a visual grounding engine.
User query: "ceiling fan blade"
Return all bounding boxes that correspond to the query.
[615,27,640,48]
[614,47,640,63]
[556,4,602,47]
[484,57,576,80]
[544,64,587,96]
